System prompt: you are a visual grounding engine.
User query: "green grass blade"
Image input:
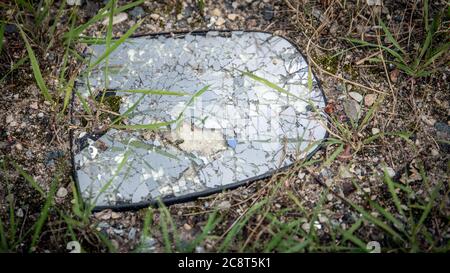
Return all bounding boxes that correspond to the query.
[61,75,76,113]
[89,20,143,69]
[414,182,442,235]
[110,94,145,125]
[75,91,92,115]
[157,200,179,253]
[176,85,210,122]
[347,38,407,65]
[423,0,429,31]
[159,209,171,253]
[16,0,34,12]
[45,0,66,52]
[284,239,310,253]
[422,42,450,68]
[241,71,299,98]
[323,144,344,167]
[369,200,405,231]
[383,167,404,216]
[339,219,367,249]
[307,65,313,91]
[104,0,116,90]
[18,26,53,103]
[264,220,300,252]
[91,151,130,208]
[112,120,175,130]
[115,89,189,96]
[7,187,16,245]
[142,207,153,239]
[379,19,406,56]
[30,177,58,251]
[346,197,405,243]
[58,8,77,88]
[0,216,8,251]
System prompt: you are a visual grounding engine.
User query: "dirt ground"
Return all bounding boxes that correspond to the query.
[0,0,448,252]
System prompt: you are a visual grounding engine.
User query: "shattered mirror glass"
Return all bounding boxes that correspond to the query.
[72,31,327,209]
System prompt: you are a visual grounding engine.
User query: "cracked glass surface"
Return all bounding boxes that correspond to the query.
[72,31,327,208]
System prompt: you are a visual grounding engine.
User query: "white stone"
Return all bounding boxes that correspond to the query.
[371,128,380,135]
[227,14,238,21]
[66,0,82,6]
[150,14,160,20]
[102,13,128,26]
[349,92,363,102]
[215,17,226,26]
[385,167,396,178]
[57,187,68,198]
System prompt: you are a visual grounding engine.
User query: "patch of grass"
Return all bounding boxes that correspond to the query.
[348,2,449,78]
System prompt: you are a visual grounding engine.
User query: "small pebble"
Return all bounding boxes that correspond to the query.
[183,223,192,231]
[30,102,39,110]
[6,115,14,124]
[215,17,226,26]
[217,200,231,210]
[150,13,160,20]
[371,128,380,135]
[326,193,333,201]
[227,14,238,21]
[57,187,68,198]
[195,246,205,253]
[111,212,121,219]
[343,99,361,122]
[364,94,377,107]
[301,222,311,232]
[66,0,82,6]
[16,208,24,218]
[318,215,328,223]
[128,228,137,240]
[349,92,363,102]
[339,165,353,178]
